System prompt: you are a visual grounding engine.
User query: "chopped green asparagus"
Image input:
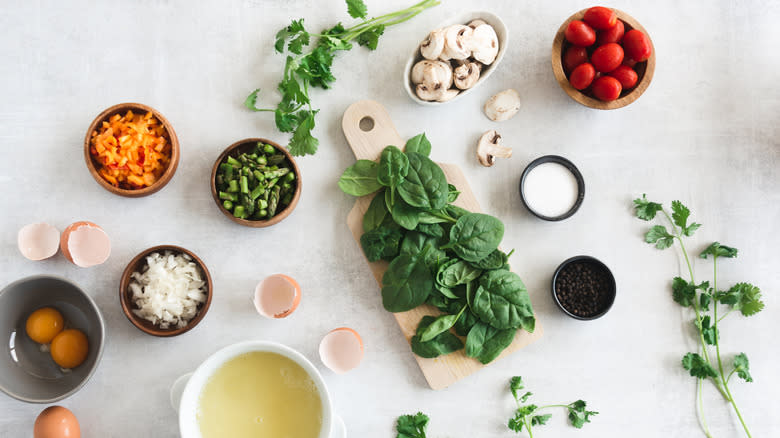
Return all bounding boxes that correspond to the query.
[215,142,297,221]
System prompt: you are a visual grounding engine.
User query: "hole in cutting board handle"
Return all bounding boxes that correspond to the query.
[359,116,374,132]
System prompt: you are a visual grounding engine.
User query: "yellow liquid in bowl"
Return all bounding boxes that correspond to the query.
[197,352,323,438]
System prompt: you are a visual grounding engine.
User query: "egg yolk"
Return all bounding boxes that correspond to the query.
[25,307,64,344]
[50,329,89,369]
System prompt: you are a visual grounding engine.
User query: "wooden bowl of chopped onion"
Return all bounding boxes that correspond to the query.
[119,245,212,337]
[84,103,180,197]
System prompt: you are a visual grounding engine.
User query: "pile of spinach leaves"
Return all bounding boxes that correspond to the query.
[339,134,535,363]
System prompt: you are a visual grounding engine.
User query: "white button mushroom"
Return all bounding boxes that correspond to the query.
[435,88,460,102]
[411,60,437,84]
[420,29,445,60]
[467,19,488,30]
[411,60,452,88]
[469,24,499,65]
[484,89,521,122]
[453,62,481,90]
[476,130,513,167]
[441,24,473,61]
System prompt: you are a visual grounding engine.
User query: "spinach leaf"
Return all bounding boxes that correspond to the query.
[419,304,466,342]
[445,204,470,219]
[338,159,381,196]
[434,283,459,300]
[454,307,478,336]
[400,232,445,268]
[416,209,451,224]
[360,226,402,262]
[426,293,451,312]
[469,249,509,270]
[392,198,421,230]
[362,190,388,233]
[446,213,504,262]
[378,145,409,188]
[410,316,463,358]
[472,270,535,331]
[447,183,460,203]
[397,152,448,210]
[437,260,482,288]
[465,322,516,364]
[405,133,431,157]
[416,223,444,238]
[381,250,433,312]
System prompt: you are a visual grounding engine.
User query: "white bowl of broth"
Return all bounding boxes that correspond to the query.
[174,341,345,438]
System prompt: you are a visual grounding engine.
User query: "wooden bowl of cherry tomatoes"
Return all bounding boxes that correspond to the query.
[552,6,655,110]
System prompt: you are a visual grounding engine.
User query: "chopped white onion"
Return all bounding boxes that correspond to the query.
[129,251,207,329]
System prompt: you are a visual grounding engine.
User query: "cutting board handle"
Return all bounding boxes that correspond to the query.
[342,100,406,161]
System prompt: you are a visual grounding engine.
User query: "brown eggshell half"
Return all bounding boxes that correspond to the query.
[319,327,364,374]
[253,274,301,319]
[60,221,111,268]
[34,405,81,438]
[18,223,60,261]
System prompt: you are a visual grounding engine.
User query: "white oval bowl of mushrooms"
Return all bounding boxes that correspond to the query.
[403,11,508,105]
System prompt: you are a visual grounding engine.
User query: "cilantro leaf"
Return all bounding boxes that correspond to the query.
[672,277,696,307]
[274,109,297,133]
[699,291,711,311]
[357,24,386,50]
[645,225,675,249]
[507,413,525,433]
[671,200,690,229]
[244,89,263,111]
[531,414,552,426]
[683,222,701,236]
[510,376,525,401]
[719,283,765,316]
[396,412,428,438]
[346,0,368,19]
[275,19,309,54]
[682,353,718,379]
[567,400,598,428]
[634,194,663,221]
[733,353,753,383]
[696,315,718,345]
[289,111,319,156]
[700,242,738,259]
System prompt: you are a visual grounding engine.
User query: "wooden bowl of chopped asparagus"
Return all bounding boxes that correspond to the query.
[210,138,301,227]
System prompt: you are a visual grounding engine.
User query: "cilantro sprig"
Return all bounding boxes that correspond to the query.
[634,195,764,438]
[507,376,597,437]
[395,412,429,438]
[245,0,439,156]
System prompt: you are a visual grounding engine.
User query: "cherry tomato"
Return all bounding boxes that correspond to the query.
[563,46,589,73]
[591,76,623,101]
[569,63,596,90]
[583,6,617,30]
[623,29,652,62]
[564,20,596,47]
[591,43,624,73]
[597,19,624,45]
[609,65,638,89]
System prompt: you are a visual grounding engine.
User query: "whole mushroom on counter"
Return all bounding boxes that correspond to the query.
[411,19,500,102]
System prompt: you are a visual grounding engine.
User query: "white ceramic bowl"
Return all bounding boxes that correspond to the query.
[172,340,345,438]
[403,11,508,106]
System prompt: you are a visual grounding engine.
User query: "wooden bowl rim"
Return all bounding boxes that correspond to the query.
[209,138,302,228]
[119,245,213,337]
[84,102,180,197]
[551,8,656,110]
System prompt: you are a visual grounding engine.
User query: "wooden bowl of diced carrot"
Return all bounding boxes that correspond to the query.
[84,103,180,197]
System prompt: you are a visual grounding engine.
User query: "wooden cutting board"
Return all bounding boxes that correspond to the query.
[342,100,543,390]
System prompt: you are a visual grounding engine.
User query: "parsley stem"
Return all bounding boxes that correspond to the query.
[661,209,728,400]
[711,256,753,438]
[697,379,714,438]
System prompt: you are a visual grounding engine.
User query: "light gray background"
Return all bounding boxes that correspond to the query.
[1,0,778,436]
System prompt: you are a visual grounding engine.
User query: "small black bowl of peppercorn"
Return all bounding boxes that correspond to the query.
[552,255,616,320]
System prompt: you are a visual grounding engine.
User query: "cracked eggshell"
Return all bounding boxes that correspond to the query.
[60,222,111,268]
[319,327,364,374]
[253,274,301,319]
[404,11,508,106]
[18,223,60,261]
